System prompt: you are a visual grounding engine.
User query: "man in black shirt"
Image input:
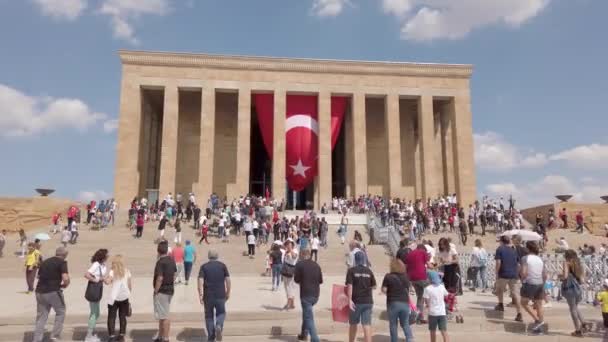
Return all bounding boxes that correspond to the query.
[33,247,70,342]
[346,252,376,342]
[294,249,323,342]
[198,250,231,341]
[153,241,177,342]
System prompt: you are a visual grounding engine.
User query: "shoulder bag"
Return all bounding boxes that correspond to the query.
[84,265,103,302]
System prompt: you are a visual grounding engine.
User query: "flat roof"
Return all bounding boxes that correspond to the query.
[119,50,473,78]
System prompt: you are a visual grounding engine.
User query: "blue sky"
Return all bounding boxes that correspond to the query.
[1,0,607,206]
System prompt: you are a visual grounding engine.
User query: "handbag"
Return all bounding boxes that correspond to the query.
[280,263,296,278]
[561,272,582,301]
[84,265,103,302]
[126,302,132,317]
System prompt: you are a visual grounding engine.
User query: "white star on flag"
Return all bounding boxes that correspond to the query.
[289,159,310,178]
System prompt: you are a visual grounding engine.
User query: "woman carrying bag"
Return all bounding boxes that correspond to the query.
[560,249,592,337]
[104,255,132,341]
[84,249,109,342]
[281,239,298,310]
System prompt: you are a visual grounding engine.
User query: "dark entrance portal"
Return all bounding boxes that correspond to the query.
[249,107,272,196]
[332,117,346,198]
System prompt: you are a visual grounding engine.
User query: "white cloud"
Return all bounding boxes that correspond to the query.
[520,153,548,168]
[33,0,87,20]
[549,144,608,169]
[0,83,109,137]
[312,0,349,17]
[103,119,119,133]
[474,131,548,171]
[100,0,171,44]
[78,190,112,203]
[379,0,550,41]
[485,175,608,208]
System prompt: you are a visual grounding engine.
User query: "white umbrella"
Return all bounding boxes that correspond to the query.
[501,229,542,241]
[273,240,283,246]
[33,232,51,241]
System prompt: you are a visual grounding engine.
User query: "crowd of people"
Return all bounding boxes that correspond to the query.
[5,191,608,342]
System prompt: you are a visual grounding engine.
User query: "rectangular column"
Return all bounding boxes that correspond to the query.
[385,93,404,198]
[450,94,477,206]
[114,76,141,206]
[317,91,332,209]
[272,89,286,201]
[441,104,456,195]
[197,86,216,201]
[234,87,251,197]
[352,93,368,196]
[158,85,179,198]
[418,94,438,200]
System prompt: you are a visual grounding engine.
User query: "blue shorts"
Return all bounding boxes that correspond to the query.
[428,315,447,331]
[349,303,373,325]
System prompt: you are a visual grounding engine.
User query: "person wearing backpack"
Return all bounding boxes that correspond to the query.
[84,249,109,342]
[560,249,592,337]
[469,239,488,292]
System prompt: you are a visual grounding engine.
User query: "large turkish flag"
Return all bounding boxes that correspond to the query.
[253,94,347,194]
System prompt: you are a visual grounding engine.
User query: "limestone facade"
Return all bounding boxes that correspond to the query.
[114,50,477,208]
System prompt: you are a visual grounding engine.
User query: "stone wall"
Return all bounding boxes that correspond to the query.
[522,202,608,235]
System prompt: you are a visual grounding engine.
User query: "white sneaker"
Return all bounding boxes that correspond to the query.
[84,334,101,342]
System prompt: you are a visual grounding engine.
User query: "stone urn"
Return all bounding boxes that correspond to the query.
[555,195,573,202]
[35,188,55,197]
[601,195,608,204]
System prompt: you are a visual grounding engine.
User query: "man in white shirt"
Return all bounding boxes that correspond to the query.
[555,237,569,253]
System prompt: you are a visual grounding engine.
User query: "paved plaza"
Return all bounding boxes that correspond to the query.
[0,215,605,341]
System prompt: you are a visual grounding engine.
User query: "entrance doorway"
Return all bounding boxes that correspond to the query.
[249,107,272,196]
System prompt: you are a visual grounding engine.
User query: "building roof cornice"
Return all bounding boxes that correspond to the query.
[119,50,473,78]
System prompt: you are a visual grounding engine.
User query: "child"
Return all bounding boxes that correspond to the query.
[424,271,450,342]
[596,279,608,330]
[199,224,209,244]
[61,226,71,248]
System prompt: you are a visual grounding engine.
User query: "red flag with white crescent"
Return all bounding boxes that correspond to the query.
[285,95,318,192]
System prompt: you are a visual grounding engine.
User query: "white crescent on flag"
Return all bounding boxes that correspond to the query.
[285,114,319,135]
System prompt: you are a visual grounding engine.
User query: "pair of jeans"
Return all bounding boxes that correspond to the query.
[564,292,585,330]
[412,280,428,320]
[387,301,414,342]
[470,266,487,290]
[34,291,66,342]
[204,297,226,340]
[88,301,100,333]
[184,261,193,282]
[271,264,282,289]
[300,296,320,342]
[107,299,129,336]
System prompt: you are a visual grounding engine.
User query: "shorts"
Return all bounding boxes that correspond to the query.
[153,293,172,320]
[520,283,544,300]
[495,278,521,302]
[428,315,447,331]
[349,303,373,325]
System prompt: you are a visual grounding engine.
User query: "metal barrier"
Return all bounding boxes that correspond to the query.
[367,213,608,303]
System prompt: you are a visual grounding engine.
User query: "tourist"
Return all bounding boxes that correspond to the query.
[339,214,349,244]
[173,219,182,244]
[436,238,459,292]
[404,243,429,324]
[469,239,488,292]
[494,235,522,322]
[381,258,413,342]
[135,213,144,238]
[0,229,6,257]
[84,249,109,342]
[423,271,449,342]
[346,241,364,268]
[157,214,168,242]
[311,234,320,262]
[153,241,177,342]
[69,220,79,244]
[294,248,323,342]
[25,242,42,293]
[172,242,185,284]
[247,231,256,258]
[346,252,376,342]
[560,249,591,336]
[50,212,61,234]
[555,237,569,253]
[33,247,70,342]
[104,255,132,341]
[17,228,27,258]
[270,243,283,291]
[519,241,546,334]
[199,222,210,244]
[595,279,608,330]
[183,240,197,285]
[282,239,298,310]
[198,250,231,342]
